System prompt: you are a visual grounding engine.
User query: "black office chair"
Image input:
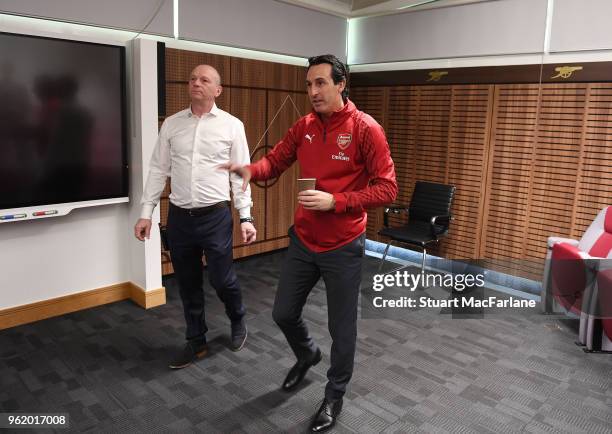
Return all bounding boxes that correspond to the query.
[378,181,456,274]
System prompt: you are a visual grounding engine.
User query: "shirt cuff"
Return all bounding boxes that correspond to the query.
[333,193,347,213]
[237,207,251,219]
[140,204,155,220]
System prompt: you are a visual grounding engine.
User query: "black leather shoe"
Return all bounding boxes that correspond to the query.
[310,398,343,432]
[282,348,322,391]
[168,341,208,369]
[230,318,248,352]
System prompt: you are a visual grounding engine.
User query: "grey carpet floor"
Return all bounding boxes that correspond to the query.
[1,251,611,433]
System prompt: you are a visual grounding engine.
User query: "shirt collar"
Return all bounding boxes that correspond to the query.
[187,103,220,118]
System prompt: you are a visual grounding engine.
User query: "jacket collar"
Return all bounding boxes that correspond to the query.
[312,99,355,130]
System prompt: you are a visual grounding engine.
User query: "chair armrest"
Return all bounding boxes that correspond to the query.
[430,214,452,237]
[431,214,452,226]
[547,236,579,250]
[383,206,408,227]
[552,242,599,273]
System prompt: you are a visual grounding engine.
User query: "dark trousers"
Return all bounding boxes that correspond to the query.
[272,226,364,401]
[167,203,245,343]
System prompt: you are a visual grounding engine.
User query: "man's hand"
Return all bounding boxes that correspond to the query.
[298,190,336,211]
[241,222,257,244]
[219,163,252,192]
[134,218,152,241]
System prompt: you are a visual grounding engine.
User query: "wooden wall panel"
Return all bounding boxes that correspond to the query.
[230,57,302,91]
[229,89,267,249]
[414,86,451,185]
[264,91,310,239]
[572,84,612,236]
[352,87,390,242]
[481,84,539,277]
[267,63,302,92]
[230,57,270,89]
[385,86,417,204]
[444,85,493,260]
[354,78,611,281]
[523,84,587,277]
[165,48,231,84]
[351,87,387,126]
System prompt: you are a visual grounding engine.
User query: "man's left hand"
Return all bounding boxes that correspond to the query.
[241,222,257,244]
[298,190,336,211]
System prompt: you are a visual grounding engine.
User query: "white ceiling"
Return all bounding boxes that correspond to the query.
[278,0,498,18]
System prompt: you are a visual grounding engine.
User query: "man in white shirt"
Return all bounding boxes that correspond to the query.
[134,64,256,369]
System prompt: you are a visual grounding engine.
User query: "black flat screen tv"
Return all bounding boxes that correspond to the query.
[0,32,128,213]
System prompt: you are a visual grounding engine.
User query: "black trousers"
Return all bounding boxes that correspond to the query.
[167,203,245,343]
[272,226,365,400]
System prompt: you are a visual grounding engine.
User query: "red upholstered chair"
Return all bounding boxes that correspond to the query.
[585,264,612,352]
[541,206,612,345]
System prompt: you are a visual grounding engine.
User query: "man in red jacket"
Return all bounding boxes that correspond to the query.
[224,54,397,432]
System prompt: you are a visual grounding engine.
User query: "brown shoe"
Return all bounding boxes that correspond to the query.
[168,341,208,369]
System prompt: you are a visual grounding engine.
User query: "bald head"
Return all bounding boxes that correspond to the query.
[191,64,221,85]
[188,64,222,106]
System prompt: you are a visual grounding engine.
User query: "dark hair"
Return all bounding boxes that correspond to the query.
[307,54,349,101]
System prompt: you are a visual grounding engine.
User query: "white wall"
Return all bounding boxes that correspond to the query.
[550,0,612,53]
[348,0,548,65]
[348,0,612,71]
[179,0,347,60]
[0,19,161,310]
[0,205,131,309]
[0,0,173,36]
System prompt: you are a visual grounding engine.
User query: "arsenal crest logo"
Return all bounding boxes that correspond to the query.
[337,133,352,150]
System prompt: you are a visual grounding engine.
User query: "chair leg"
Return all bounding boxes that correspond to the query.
[420,247,427,274]
[419,247,429,288]
[378,242,391,273]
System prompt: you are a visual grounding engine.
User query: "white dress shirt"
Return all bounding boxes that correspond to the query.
[140,104,253,219]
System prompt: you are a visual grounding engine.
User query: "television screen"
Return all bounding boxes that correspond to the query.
[0,32,127,211]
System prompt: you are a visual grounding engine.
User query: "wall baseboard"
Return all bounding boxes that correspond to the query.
[129,282,166,309]
[0,282,166,330]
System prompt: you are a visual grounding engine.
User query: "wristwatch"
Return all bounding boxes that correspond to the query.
[240,217,254,224]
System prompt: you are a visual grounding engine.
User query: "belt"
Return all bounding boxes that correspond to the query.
[171,201,230,217]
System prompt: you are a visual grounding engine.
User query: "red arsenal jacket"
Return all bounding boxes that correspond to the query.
[248,99,397,252]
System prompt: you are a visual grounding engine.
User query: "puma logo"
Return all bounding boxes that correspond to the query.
[305,134,315,144]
